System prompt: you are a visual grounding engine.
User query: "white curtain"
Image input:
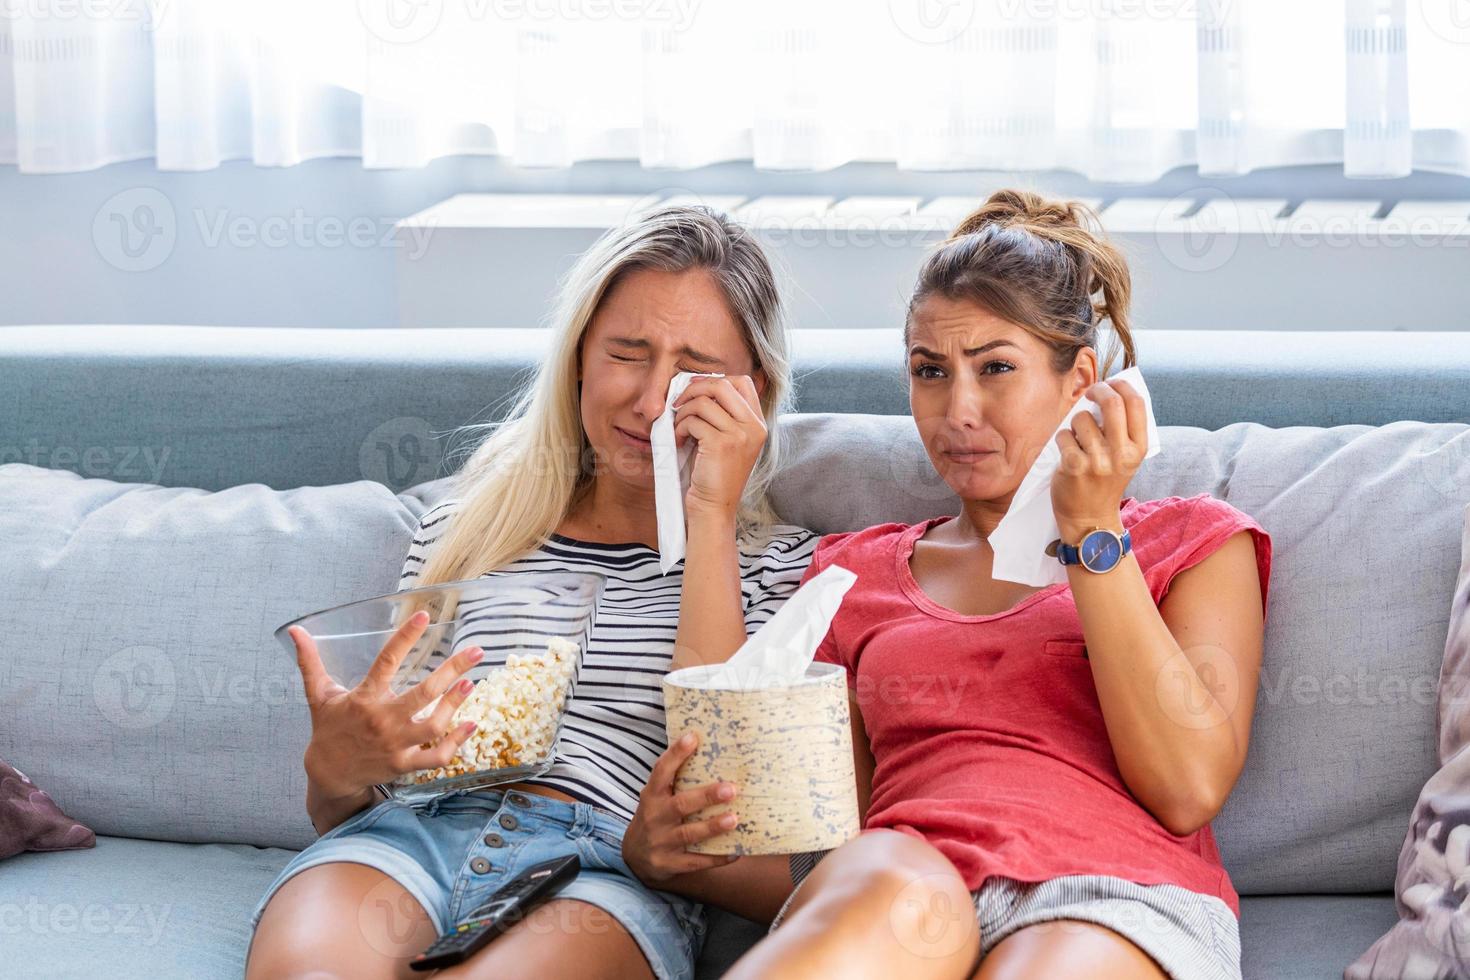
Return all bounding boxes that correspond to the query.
[1,0,1466,180]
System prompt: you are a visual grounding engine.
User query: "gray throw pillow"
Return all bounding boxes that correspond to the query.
[0,462,458,851]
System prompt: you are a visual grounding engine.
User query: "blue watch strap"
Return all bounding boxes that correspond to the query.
[1057,527,1131,569]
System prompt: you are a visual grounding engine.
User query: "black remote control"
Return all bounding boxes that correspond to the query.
[409,855,580,971]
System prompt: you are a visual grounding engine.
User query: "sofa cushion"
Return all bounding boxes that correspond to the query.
[0,463,455,851]
[0,835,1398,980]
[769,414,1470,894]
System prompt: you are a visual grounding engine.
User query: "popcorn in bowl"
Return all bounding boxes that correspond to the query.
[402,636,580,785]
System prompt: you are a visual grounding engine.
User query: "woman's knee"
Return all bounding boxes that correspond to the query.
[789,831,977,953]
[245,863,438,980]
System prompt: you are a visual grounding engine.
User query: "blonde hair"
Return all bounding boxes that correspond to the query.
[907,188,1136,379]
[413,205,792,596]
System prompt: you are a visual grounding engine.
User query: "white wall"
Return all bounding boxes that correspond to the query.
[2,157,1469,329]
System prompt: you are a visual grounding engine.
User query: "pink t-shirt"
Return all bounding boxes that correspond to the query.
[805,493,1273,918]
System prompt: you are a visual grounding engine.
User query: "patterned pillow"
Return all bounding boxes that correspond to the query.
[0,758,95,860]
[1349,503,1470,977]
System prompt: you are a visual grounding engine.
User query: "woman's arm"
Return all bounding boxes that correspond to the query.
[669,373,771,672]
[1051,379,1265,837]
[1063,517,1265,837]
[672,505,749,671]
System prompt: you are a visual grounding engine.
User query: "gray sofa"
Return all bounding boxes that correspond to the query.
[3,324,1469,979]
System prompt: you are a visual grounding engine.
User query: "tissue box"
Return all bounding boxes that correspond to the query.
[662,661,861,855]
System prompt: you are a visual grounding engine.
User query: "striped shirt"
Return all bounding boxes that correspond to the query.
[397,499,820,822]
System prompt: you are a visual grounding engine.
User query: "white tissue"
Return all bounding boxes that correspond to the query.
[690,563,858,690]
[988,365,1161,587]
[652,371,725,575]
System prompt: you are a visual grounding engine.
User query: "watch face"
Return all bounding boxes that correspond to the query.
[1080,530,1122,572]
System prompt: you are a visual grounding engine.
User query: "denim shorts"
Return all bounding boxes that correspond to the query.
[776,852,1241,980]
[249,789,706,980]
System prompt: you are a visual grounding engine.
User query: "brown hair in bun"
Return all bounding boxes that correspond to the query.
[907,188,1136,380]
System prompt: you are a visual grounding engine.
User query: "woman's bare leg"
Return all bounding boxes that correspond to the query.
[971,919,1170,979]
[245,863,439,980]
[247,865,661,980]
[724,829,981,980]
[434,899,655,980]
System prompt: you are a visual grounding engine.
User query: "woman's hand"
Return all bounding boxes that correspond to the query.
[1051,377,1149,540]
[673,374,766,520]
[623,731,742,886]
[290,609,484,801]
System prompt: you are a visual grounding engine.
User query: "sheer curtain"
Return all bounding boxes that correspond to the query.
[1,0,1466,180]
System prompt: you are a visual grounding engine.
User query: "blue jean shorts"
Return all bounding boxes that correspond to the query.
[249,788,706,980]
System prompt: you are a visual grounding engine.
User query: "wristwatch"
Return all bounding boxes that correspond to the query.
[1048,525,1132,574]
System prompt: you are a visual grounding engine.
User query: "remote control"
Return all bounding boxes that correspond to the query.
[409,854,580,971]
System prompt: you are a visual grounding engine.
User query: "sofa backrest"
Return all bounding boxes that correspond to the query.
[2,326,1467,493]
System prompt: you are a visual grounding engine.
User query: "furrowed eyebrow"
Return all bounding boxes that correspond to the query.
[607,336,724,367]
[908,339,1020,360]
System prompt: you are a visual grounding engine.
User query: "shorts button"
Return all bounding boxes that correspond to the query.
[470,857,492,874]
[499,813,519,831]
[483,833,504,848]
[507,792,531,807]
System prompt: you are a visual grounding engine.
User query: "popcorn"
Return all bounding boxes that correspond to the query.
[402,636,580,785]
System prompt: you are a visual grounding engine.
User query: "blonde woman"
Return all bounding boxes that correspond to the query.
[245,205,819,980]
[626,190,1272,980]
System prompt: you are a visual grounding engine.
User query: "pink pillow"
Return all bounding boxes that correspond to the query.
[0,758,95,860]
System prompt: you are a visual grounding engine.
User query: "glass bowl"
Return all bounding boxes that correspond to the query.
[275,571,606,803]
